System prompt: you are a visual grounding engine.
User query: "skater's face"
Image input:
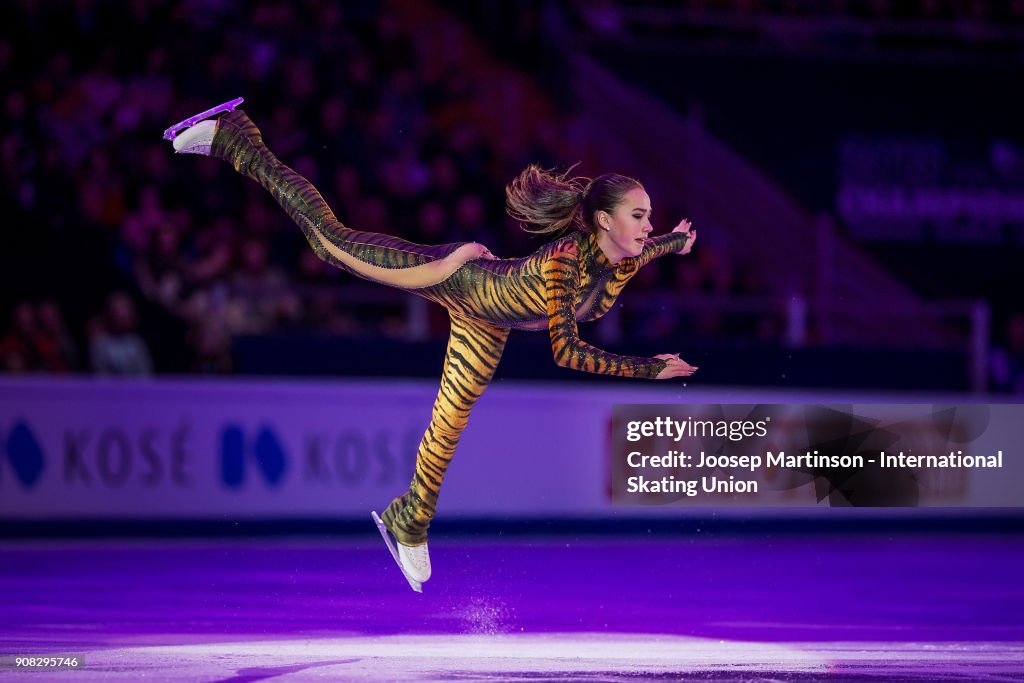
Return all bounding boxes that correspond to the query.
[596,187,653,263]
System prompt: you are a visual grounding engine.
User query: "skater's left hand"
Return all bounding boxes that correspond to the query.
[466,242,497,260]
[672,219,696,255]
[450,242,497,268]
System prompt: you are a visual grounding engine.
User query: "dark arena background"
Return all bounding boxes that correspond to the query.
[2,1,1023,681]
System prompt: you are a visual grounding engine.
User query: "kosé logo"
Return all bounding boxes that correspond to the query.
[1,421,45,489]
[220,424,288,488]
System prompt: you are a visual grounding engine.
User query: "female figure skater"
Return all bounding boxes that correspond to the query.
[166,100,697,591]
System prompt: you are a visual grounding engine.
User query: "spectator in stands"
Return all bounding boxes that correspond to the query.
[134,225,188,312]
[0,301,39,373]
[89,291,153,376]
[122,184,173,255]
[34,299,78,373]
[186,313,233,375]
[226,238,300,335]
[0,301,79,373]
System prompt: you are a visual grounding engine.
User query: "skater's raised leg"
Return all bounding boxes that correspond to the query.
[167,104,487,289]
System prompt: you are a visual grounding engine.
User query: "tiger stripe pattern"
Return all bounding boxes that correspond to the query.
[208,110,689,544]
[211,110,468,286]
[380,315,509,544]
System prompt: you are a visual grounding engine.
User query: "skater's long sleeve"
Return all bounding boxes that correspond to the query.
[634,231,691,268]
[542,244,666,379]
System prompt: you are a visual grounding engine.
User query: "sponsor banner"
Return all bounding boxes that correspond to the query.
[1,378,1019,519]
[612,404,1024,507]
[0,377,619,518]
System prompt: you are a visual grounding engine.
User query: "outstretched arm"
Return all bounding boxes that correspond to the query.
[543,245,685,379]
[635,220,697,268]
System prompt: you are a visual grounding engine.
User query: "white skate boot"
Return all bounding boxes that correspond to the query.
[371,510,431,592]
[398,542,432,583]
[171,120,217,155]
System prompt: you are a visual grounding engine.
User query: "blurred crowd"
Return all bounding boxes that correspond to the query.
[3,0,1020,391]
[1,292,152,376]
[2,0,778,379]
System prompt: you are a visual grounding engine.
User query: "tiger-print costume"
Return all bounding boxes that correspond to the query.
[211,110,689,545]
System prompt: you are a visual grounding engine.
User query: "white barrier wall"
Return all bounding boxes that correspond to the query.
[0,377,1020,520]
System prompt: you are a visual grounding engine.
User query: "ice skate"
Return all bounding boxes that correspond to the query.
[371,510,431,593]
[162,96,244,147]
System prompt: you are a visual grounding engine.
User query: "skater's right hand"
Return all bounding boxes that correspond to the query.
[654,353,698,379]
[672,221,697,255]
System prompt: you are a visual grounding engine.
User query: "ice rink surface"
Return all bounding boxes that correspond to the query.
[2,534,1022,681]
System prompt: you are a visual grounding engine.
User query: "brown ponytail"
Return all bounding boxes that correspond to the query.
[505,163,643,236]
[505,164,587,235]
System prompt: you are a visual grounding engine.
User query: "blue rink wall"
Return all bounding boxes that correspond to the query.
[0,377,1021,527]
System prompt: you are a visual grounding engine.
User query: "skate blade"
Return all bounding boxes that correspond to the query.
[162,97,245,141]
[371,511,423,593]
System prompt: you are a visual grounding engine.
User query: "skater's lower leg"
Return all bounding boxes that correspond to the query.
[382,315,510,547]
